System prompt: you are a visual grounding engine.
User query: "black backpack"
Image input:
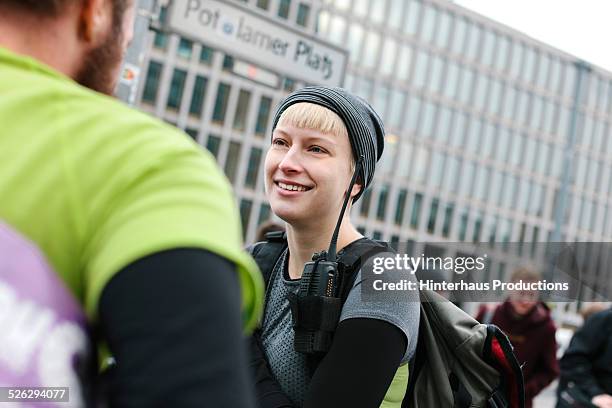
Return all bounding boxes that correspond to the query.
[250,232,525,408]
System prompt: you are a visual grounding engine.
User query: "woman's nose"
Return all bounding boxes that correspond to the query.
[278,147,303,173]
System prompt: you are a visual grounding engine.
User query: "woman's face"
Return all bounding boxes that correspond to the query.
[264,124,359,227]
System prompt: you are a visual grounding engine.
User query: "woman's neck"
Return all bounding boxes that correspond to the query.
[285,219,363,279]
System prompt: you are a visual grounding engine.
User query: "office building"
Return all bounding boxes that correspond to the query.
[134,0,612,303]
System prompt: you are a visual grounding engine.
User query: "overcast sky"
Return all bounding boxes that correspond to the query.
[455,0,612,73]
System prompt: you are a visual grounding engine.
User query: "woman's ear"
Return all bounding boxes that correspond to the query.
[350,180,363,199]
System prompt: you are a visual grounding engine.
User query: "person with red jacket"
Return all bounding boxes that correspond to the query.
[476,266,560,408]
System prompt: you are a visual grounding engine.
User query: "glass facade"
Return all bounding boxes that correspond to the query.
[135,0,612,302]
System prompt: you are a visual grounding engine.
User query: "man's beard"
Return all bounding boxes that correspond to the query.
[74,19,124,96]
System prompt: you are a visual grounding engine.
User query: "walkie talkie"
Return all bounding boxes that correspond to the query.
[290,156,364,355]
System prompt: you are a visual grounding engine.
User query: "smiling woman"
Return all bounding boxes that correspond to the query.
[249,86,420,408]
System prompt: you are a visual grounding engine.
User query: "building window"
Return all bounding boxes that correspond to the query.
[177,37,193,59]
[345,23,364,64]
[256,0,270,10]
[407,96,422,133]
[354,0,369,17]
[487,217,498,246]
[429,55,445,94]
[239,199,253,239]
[380,38,398,76]
[410,193,423,229]
[466,23,482,61]
[278,0,291,19]
[185,128,198,141]
[458,68,475,104]
[390,235,400,251]
[376,185,389,221]
[394,189,407,226]
[481,30,496,66]
[142,61,162,104]
[420,101,436,138]
[371,0,387,24]
[199,45,214,65]
[222,54,234,71]
[420,4,437,43]
[452,17,467,55]
[158,5,168,22]
[442,203,454,237]
[413,50,430,89]
[206,134,221,158]
[212,82,231,123]
[436,11,451,49]
[233,89,252,131]
[373,85,390,120]
[224,141,241,183]
[245,147,262,189]
[189,75,208,117]
[297,3,310,27]
[388,90,407,129]
[396,45,412,81]
[166,69,187,110]
[472,213,483,242]
[153,7,168,49]
[255,96,273,136]
[427,199,439,233]
[388,0,405,31]
[362,31,381,70]
[258,203,271,226]
[458,210,469,241]
[403,0,421,36]
[327,15,347,46]
[153,30,168,49]
[279,77,294,93]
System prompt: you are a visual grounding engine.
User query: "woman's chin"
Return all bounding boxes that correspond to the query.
[271,205,308,225]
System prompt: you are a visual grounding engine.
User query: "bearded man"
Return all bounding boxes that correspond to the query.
[0,1,262,406]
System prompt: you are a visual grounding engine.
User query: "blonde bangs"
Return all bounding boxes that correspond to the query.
[277,102,348,139]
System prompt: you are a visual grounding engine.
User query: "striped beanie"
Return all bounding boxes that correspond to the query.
[271,86,385,201]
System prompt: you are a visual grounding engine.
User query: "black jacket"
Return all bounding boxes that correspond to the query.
[558,308,612,399]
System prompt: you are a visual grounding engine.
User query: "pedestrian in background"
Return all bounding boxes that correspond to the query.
[255,220,286,242]
[476,266,559,408]
[557,307,612,408]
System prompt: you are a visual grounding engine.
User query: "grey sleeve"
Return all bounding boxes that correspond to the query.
[339,252,420,364]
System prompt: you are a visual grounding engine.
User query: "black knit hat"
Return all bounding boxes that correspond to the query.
[271,86,385,201]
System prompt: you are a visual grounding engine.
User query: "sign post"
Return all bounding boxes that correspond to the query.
[166,0,348,87]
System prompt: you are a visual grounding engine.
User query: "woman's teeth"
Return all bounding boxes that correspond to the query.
[278,182,308,192]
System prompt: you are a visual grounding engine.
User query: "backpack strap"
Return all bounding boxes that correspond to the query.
[335,238,393,301]
[483,325,526,408]
[249,234,391,301]
[248,231,287,289]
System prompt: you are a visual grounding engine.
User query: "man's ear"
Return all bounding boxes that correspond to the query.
[79,0,112,44]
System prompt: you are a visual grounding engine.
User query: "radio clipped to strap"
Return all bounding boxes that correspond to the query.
[288,156,364,356]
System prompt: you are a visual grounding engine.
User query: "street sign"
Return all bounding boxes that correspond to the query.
[167,0,348,87]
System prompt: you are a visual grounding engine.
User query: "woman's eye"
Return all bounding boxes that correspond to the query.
[309,146,326,153]
[273,139,287,147]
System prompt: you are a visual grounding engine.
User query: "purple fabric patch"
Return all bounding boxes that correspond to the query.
[0,222,91,407]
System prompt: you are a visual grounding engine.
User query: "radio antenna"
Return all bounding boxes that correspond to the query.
[327,155,364,262]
